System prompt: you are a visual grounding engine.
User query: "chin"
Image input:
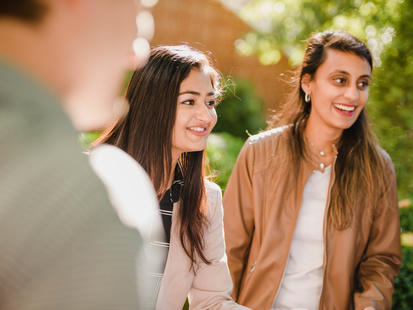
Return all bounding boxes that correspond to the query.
[188,145,207,153]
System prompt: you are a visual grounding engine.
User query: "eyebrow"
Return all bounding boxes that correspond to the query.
[333,70,371,79]
[179,90,216,96]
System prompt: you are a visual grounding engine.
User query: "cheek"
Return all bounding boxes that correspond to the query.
[174,108,190,132]
[312,82,334,104]
[359,90,369,106]
[322,84,341,100]
[210,109,218,127]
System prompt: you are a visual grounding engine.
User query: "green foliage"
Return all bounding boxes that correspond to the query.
[392,202,413,307]
[368,0,413,200]
[229,0,401,65]
[393,246,413,308]
[400,202,413,233]
[207,132,244,191]
[78,131,101,150]
[214,77,266,139]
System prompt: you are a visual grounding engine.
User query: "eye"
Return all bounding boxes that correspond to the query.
[333,77,347,85]
[357,80,370,90]
[181,99,195,105]
[206,99,217,107]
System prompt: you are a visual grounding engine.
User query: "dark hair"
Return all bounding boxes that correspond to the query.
[95,45,220,267]
[274,30,386,229]
[0,0,48,22]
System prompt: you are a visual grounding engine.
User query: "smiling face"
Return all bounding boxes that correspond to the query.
[171,67,218,159]
[301,49,372,134]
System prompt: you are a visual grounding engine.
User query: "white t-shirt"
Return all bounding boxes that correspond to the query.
[273,165,331,310]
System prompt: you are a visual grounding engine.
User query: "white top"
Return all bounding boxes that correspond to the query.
[273,165,331,310]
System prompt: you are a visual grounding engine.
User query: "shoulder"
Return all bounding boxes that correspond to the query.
[205,179,221,194]
[204,179,222,204]
[238,125,290,172]
[204,180,223,219]
[372,145,396,179]
[377,146,394,167]
[247,125,290,146]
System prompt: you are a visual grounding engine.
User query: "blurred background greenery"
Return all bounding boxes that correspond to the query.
[82,0,413,307]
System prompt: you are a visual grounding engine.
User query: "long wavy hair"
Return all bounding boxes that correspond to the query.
[273,31,388,229]
[95,45,221,266]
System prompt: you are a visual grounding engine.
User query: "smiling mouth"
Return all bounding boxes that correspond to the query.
[189,127,207,132]
[187,126,209,136]
[334,103,356,112]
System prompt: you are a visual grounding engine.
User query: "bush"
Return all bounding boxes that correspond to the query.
[393,246,413,308]
[368,0,413,200]
[206,132,244,191]
[214,77,266,139]
[394,198,413,309]
[366,1,413,303]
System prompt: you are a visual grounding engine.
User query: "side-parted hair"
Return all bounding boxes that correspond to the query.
[274,30,387,229]
[0,0,48,22]
[95,45,221,267]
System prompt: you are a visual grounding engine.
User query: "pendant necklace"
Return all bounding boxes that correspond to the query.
[306,136,337,172]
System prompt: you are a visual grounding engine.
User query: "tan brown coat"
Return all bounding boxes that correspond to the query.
[223,126,401,310]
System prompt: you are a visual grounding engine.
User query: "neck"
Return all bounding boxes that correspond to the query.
[165,150,181,190]
[0,19,69,99]
[305,115,342,151]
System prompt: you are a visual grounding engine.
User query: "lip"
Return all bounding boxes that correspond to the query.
[333,103,357,117]
[187,126,209,136]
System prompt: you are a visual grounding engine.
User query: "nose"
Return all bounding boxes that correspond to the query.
[344,84,359,102]
[195,102,213,123]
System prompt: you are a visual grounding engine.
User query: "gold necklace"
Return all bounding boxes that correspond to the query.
[305,136,337,172]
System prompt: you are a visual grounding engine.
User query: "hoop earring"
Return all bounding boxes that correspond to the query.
[305,93,311,103]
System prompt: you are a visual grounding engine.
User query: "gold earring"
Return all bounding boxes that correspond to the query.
[305,93,311,103]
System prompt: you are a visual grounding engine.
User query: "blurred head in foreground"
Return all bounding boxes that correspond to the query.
[0,0,150,130]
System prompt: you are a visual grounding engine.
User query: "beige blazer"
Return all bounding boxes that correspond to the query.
[156,180,250,310]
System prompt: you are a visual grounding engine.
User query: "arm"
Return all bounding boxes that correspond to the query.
[353,158,402,310]
[188,182,250,310]
[222,141,256,300]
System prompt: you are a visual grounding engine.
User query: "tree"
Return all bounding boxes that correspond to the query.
[230,0,402,66]
[224,0,412,199]
[368,0,413,199]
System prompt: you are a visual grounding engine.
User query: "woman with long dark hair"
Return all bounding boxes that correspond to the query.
[95,45,249,310]
[223,31,402,309]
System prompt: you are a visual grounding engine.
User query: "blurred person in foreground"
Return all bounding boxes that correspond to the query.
[0,0,161,309]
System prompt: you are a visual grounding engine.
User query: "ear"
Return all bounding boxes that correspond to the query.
[301,73,312,95]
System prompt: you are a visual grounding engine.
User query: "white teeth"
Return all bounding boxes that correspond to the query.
[190,127,206,132]
[334,103,356,112]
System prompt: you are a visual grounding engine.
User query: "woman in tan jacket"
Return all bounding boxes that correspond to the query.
[223,31,401,310]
